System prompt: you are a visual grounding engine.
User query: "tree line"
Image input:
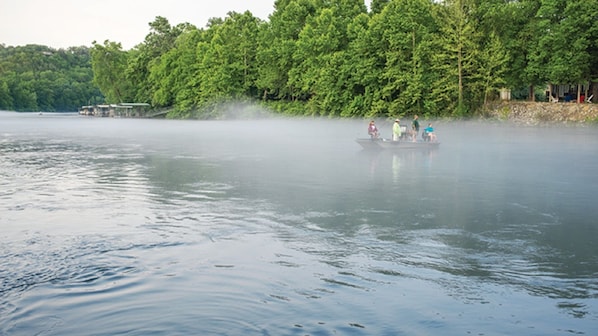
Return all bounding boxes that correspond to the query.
[3,0,597,118]
[0,44,102,112]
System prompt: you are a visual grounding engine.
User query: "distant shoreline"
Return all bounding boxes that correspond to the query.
[4,102,598,125]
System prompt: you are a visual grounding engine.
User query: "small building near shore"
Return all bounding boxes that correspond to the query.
[115,103,151,117]
[546,83,595,103]
[79,103,151,117]
[79,105,95,116]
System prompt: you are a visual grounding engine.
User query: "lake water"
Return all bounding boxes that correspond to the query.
[1,111,597,335]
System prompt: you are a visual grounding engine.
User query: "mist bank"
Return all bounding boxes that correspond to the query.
[151,100,598,126]
[5,100,598,127]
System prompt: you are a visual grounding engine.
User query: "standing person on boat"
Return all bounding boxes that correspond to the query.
[392,119,402,141]
[368,120,379,139]
[423,123,437,142]
[411,115,420,142]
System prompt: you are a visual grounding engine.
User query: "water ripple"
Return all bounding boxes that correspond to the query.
[2,118,598,335]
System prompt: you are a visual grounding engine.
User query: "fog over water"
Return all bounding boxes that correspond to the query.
[1,111,597,335]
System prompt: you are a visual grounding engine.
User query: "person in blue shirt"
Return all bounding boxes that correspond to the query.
[423,123,437,142]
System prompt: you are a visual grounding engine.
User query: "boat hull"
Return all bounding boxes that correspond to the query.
[356,138,440,150]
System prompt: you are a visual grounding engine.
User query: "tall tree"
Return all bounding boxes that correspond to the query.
[126,17,184,103]
[475,0,537,98]
[150,26,203,117]
[525,0,562,98]
[193,11,263,117]
[550,1,598,91]
[256,0,320,102]
[339,13,376,117]
[90,40,132,103]
[289,8,343,108]
[472,31,509,105]
[431,0,481,116]
[297,0,367,116]
[347,11,388,117]
[371,0,437,117]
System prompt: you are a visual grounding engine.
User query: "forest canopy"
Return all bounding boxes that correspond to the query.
[2,0,597,118]
[0,44,102,112]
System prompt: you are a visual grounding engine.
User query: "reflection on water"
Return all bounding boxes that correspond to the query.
[1,112,597,335]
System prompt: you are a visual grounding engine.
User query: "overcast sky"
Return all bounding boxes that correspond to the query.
[0,0,278,50]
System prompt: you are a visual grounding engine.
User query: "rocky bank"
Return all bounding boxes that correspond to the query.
[485,102,598,125]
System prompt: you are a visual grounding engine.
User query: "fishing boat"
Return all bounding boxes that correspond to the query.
[355,138,440,150]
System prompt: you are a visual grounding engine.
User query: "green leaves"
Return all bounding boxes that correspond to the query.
[90,40,132,103]
[0,44,100,111]
[12,0,593,117]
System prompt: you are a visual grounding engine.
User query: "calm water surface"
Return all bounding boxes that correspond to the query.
[1,111,597,335]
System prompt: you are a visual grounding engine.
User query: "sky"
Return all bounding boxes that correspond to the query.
[0,0,277,50]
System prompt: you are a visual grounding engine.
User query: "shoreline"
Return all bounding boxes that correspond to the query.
[482,101,598,125]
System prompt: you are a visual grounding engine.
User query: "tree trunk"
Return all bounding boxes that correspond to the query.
[458,47,463,108]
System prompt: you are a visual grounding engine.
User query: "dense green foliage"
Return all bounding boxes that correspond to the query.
[0,44,102,112]
[4,0,597,117]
